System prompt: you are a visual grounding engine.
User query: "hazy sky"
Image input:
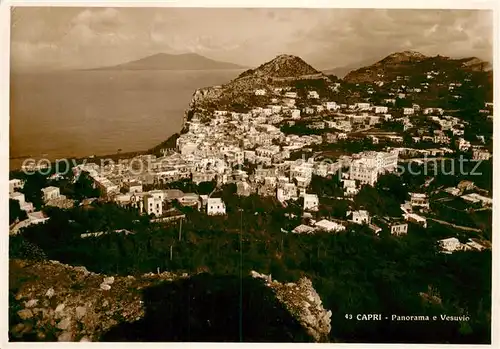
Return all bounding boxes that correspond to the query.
[10,7,493,70]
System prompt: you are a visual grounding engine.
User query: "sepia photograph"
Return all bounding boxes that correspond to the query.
[4,1,496,345]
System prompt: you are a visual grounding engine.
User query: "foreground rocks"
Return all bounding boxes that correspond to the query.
[9,259,331,342]
[9,259,186,342]
[250,271,332,342]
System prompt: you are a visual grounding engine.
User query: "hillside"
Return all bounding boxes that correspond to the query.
[185,54,329,113]
[91,53,247,71]
[339,50,493,110]
[237,54,321,79]
[343,51,491,84]
[322,55,387,78]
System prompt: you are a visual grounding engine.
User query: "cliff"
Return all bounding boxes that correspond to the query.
[250,271,332,342]
[9,259,332,342]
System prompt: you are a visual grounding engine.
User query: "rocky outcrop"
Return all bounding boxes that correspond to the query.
[250,271,332,342]
[9,259,187,342]
[236,54,320,79]
[10,260,331,342]
[182,54,329,115]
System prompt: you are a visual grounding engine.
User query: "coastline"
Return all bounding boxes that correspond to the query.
[9,89,199,173]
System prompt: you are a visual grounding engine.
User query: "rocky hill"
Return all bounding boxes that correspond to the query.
[343,50,491,84]
[184,54,329,115]
[237,54,321,79]
[9,259,331,342]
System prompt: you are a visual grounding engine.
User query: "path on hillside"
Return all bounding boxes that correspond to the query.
[428,217,482,232]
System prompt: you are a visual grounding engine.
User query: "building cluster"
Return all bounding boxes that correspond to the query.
[72,164,230,219]
[9,179,33,213]
[438,237,490,254]
[11,74,493,254]
[9,179,51,235]
[346,150,399,186]
[443,180,492,208]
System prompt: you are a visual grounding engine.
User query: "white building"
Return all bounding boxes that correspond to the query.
[325,102,339,111]
[94,177,119,197]
[349,160,378,186]
[304,107,315,115]
[125,181,143,194]
[461,193,492,207]
[308,91,320,99]
[390,221,408,236]
[41,186,61,203]
[343,179,359,196]
[207,198,226,215]
[472,148,491,161]
[255,145,280,159]
[277,183,298,202]
[285,92,298,98]
[10,191,26,205]
[10,191,34,212]
[27,211,50,225]
[355,102,371,111]
[314,219,345,233]
[456,138,471,151]
[9,179,24,194]
[255,89,266,96]
[423,107,443,115]
[438,237,463,254]
[374,106,388,114]
[404,213,427,228]
[143,194,163,217]
[291,109,301,119]
[403,107,415,115]
[349,210,370,225]
[315,105,325,113]
[303,193,319,211]
[410,193,430,209]
[292,224,315,235]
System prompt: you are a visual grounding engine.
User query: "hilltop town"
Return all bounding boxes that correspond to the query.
[10,52,493,249]
[9,51,493,343]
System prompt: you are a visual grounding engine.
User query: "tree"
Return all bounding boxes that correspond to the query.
[9,199,27,224]
[197,181,217,195]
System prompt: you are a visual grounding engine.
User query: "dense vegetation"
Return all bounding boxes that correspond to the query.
[10,184,491,343]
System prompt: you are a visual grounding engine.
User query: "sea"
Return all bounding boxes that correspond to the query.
[9,69,243,170]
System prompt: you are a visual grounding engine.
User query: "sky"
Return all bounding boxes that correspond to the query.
[10,7,494,71]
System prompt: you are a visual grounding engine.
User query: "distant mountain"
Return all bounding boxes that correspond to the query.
[322,56,386,78]
[92,53,247,71]
[343,50,491,84]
